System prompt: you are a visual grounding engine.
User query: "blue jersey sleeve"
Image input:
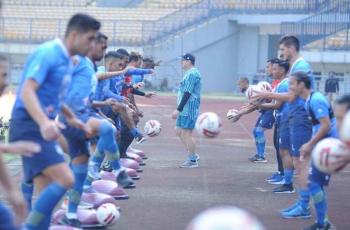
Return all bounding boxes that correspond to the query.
[126,68,152,75]
[277,80,288,93]
[183,72,200,93]
[24,48,54,85]
[310,93,330,120]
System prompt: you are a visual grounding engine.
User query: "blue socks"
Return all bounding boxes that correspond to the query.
[68,163,88,217]
[253,127,266,158]
[26,182,67,230]
[309,182,328,226]
[284,169,294,185]
[298,188,310,210]
[21,181,34,212]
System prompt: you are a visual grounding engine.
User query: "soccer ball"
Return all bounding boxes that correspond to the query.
[312,138,350,174]
[245,82,272,104]
[96,203,120,225]
[186,206,265,230]
[195,112,222,138]
[144,120,161,137]
[226,109,240,123]
[257,81,272,93]
[340,111,350,147]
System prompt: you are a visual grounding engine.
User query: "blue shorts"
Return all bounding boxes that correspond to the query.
[256,110,275,129]
[61,109,100,159]
[0,203,16,230]
[176,115,196,130]
[289,119,312,157]
[9,119,65,183]
[309,161,331,186]
[278,119,290,150]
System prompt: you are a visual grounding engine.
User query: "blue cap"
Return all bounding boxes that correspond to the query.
[181,53,195,64]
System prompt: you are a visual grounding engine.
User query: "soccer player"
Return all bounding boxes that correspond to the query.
[9,14,100,229]
[333,95,350,167]
[258,60,291,186]
[290,72,336,230]
[60,33,135,227]
[254,35,314,217]
[0,55,41,230]
[172,53,201,168]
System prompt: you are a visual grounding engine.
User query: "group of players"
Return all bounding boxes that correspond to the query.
[233,35,350,230]
[0,13,159,229]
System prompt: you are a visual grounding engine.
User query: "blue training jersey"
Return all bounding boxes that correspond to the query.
[306,92,338,138]
[12,39,72,120]
[65,56,96,112]
[288,57,315,124]
[275,78,289,122]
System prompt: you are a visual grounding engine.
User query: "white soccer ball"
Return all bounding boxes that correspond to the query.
[186,206,265,230]
[312,138,350,174]
[245,82,272,104]
[226,109,240,123]
[257,81,272,93]
[340,111,350,147]
[96,203,120,225]
[195,112,222,138]
[144,120,161,137]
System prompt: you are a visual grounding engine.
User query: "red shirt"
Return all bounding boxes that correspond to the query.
[271,79,281,90]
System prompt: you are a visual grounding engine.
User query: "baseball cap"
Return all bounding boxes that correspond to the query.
[181,53,195,64]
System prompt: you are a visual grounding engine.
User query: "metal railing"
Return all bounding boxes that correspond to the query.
[0,0,330,46]
[281,0,350,50]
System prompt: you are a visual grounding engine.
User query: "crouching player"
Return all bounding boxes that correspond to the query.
[291,72,336,230]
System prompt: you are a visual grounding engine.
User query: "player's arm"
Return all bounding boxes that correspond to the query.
[237,103,257,116]
[258,100,283,110]
[254,91,297,103]
[131,88,155,98]
[126,68,153,76]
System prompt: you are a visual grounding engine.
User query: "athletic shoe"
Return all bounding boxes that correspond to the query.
[193,154,200,161]
[248,155,267,163]
[266,172,281,182]
[273,183,295,193]
[268,177,285,185]
[59,215,82,228]
[101,160,112,172]
[280,204,311,219]
[280,201,299,213]
[87,162,101,180]
[303,222,331,230]
[135,135,146,144]
[114,169,136,189]
[180,159,199,168]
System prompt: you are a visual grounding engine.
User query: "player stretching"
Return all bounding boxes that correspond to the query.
[291,72,336,230]
[9,14,99,229]
[255,35,314,217]
[172,53,202,168]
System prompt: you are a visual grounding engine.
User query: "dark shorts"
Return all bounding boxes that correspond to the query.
[0,203,16,230]
[9,119,65,183]
[101,105,121,131]
[61,109,101,159]
[309,161,331,186]
[278,119,290,150]
[289,120,312,157]
[256,110,275,129]
[176,115,196,130]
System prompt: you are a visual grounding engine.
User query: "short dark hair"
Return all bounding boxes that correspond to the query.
[274,59,289,73]
[238,77,249,84]
[96,32,108,42]
[336,94,350,111]
[267,58,279,64]
[116,48,129,57]
[129,52,142,63]
[293,71,311,89]
[105,51,123,60]
[279,35,300,52]
[65,13,101,37]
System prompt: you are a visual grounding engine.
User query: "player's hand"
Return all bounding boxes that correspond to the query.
[251,91,271,101]
[133,82,145,89]
[150,69,156,76]
[105,98,117,105]
[7,190,27,226]
[300,142,313,161]
[40,120,62,141]
[172,110,179,119]
[332,151,350,172]
[145,92,156,98]
[2,141,41,156]
[137,110,144,118]
[66,117,92,137]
